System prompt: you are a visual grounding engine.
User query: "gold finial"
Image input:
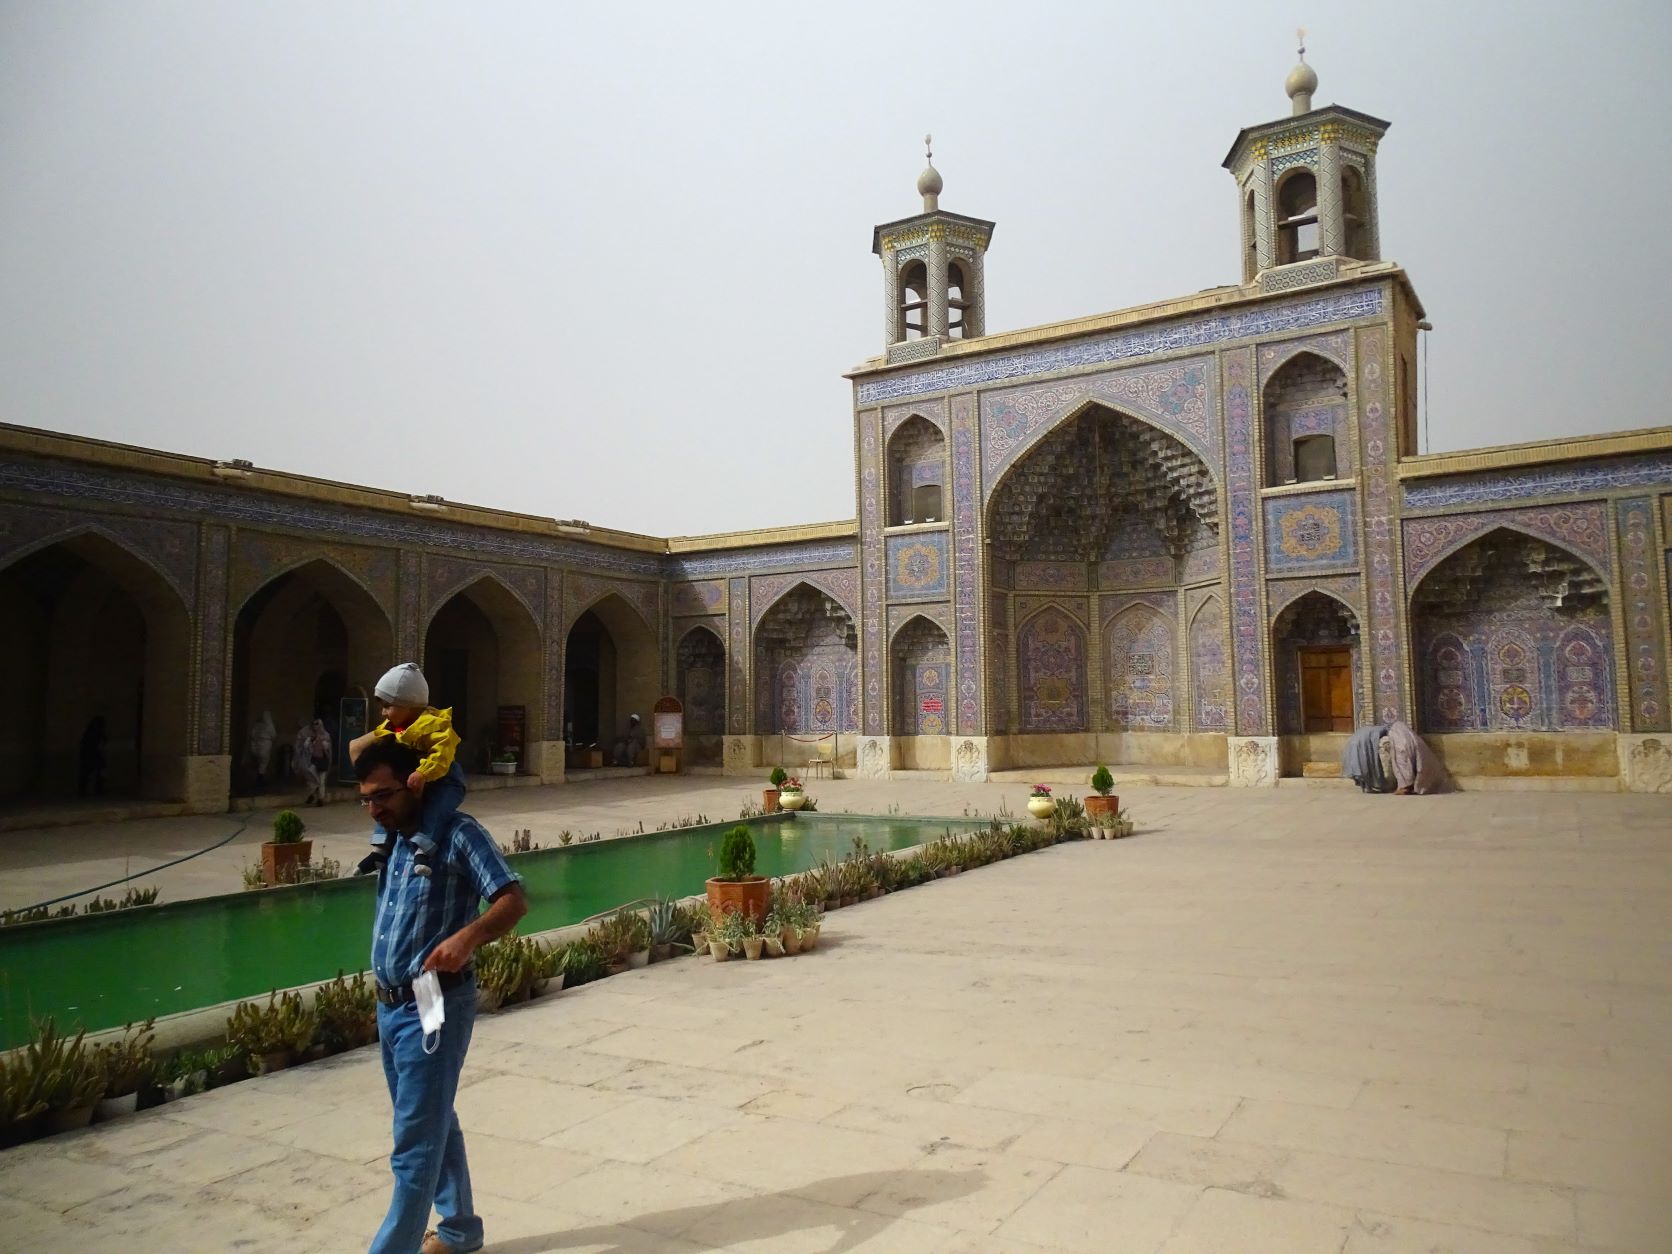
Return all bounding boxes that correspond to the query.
[1297,27,1306,59]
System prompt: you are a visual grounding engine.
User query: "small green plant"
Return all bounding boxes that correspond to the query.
[494,748,519,764]
[241,862,267,891]
[271,810,306,844]
[712,907,751,951]
[768,766,788,789]
[85,886,161,914]
[227,990,316,1057]
[718,825,756,881]
[277,856,342,885]
[646,897,683,949]
[1090,765,1114,796]
[738,796,764,819]
[314,971,377,1052]
[93,1019,158,1098]
[561,934,607,985]
[558,829,574,846]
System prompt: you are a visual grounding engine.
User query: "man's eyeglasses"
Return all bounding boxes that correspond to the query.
[358,786,405,808]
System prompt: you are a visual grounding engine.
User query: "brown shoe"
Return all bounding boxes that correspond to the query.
[421,1233,455,1254]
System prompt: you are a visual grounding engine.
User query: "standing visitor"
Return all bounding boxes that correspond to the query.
[293,717,333,806]
[246,710,277,791]
[355,738,525,1254]
[77,715,107,796]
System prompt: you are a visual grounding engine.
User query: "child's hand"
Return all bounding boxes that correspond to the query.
[407,771,426,794]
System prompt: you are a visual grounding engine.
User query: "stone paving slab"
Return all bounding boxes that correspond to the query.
[1,786,1670,1251]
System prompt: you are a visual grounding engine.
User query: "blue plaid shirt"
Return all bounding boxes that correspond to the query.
[371,811,520,987]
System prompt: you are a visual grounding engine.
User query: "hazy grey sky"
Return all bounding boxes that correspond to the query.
[3,2,1668,536]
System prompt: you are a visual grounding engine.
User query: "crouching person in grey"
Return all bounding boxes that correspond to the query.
[356,738,527,1254]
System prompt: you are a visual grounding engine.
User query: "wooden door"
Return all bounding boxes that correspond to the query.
[1299,647,1355,732]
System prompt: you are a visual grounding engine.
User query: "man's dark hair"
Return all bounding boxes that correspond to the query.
[354,737,421,783]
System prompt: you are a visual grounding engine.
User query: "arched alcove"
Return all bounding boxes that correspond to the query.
[887,415,947,526]
[1105,604,1176,732]
[563,594,659,765]
[1262,352,1350,486]
[1276,168,1319,263]
[232,559,393,794]
[675,625,726,766]
[0,532,192,801]
[1411,529,1614,733]
[424,576,543,774]
[1272,592,1361,736]
[1189,598,1230,732]
[1016,606,1087,733]
[754,584,858,737]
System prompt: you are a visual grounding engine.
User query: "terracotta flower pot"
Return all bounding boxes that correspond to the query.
[706,875,770,924]
[1084,794,1119,821]
[762,788,780,813]
[261,839,313,886]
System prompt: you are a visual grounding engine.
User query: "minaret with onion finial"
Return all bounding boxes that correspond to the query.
[1286,28,1318,115]
[1222,35,1391,282]
[870,132,996,353]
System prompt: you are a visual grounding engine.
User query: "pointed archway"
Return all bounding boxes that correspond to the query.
[1411,528,1614,733]
[231,559,393,794]
[754,583,858,753]
[424,576,544,774]
[563,594,658,766]
[0,532,192,801]
[675,625,726,766]
[889,615,951,770]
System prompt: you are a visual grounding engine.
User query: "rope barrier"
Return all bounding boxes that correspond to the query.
[10,814,254,914]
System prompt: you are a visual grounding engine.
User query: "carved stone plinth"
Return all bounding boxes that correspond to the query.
[856,736,892,779]
[1227,737,1279,787]
[184,754,232,813]
[723,736,756,776]
[1619,734,1672,794]
[951,737,992,783]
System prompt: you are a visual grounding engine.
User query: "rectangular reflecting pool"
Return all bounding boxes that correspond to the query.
[0,814,978,1048]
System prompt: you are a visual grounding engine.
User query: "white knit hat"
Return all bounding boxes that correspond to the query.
[375,662,429,706]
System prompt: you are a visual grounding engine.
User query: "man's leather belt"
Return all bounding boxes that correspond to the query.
[375,968,473,1007]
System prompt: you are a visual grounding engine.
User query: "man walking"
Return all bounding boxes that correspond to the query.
[355,738,527,1253]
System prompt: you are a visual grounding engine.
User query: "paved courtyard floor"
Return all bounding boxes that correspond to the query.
[1,784,1669,1251]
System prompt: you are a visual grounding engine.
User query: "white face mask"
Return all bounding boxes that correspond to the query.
[413,969,446,1052]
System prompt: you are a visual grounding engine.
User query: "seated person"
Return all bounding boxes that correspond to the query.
[612,713,646,767]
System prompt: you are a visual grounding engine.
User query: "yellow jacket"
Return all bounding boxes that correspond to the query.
[372,706,460,782]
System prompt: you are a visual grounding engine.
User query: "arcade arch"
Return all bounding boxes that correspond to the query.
[425,577,544,772]
[675,625,726,766]
[231,559,392,793]
[0,532,191,801]
[563,594,658,763]
[754,583,858,740]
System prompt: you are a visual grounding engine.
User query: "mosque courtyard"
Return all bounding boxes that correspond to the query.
[0,780,1667,1252]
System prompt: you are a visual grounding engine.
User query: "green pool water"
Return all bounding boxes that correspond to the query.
[0,814,977,1049]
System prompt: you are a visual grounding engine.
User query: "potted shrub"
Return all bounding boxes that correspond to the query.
[261,809,313,887]
[647,898,685,962]
[710,908,747,960]
[227,990,316,1074]
[1085,766,1118,835]
[740,912,765,961]
[42,1022,105,1134]
[763,766,787,813]
[490,748,518,776]
[686,901,713,953]
[1026,784,1057,820]
[315,971,378,1054]
[160,1049,212,1102]
[1113,807,1136,838]
[93,1019,157,1121]
[706,825,770,923]
[778,776,807,812]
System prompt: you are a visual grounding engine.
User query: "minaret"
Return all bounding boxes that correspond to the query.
[871,136,996,362]
[1223,36,1390,289]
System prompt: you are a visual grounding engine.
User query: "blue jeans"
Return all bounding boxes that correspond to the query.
[370,980,482,1254]
[371,762,467,855]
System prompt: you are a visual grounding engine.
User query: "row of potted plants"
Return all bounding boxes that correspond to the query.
[1029,768,1134,838]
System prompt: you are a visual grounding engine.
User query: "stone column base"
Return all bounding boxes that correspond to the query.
[723,736,757,776]
[1227,736,1279,787]
[183,755,232,813]
[856,736,892,779]
[527,740,565,785]
[951,737,993,782]
[1618,734,1672,793]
